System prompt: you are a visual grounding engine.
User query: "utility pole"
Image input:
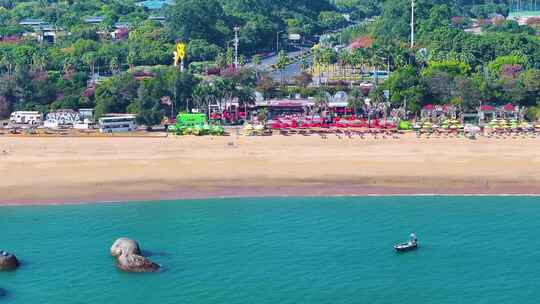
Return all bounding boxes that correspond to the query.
[276,32,279,54]
[276,31,282,54]
[234,26,240,70]
[410,0,415,49]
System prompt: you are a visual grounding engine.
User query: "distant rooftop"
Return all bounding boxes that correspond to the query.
[84,16,104,24]
[137,0,173,10]
[148,15,166,22]
[19,19,45,26]
[508,10,540,18]
[39,25,55,31]
[115,22,132,29]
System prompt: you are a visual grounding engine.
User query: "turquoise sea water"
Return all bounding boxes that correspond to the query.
[1,196,540,303]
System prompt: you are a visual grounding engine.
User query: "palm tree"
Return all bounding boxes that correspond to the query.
[109,57,119,75]
[319,49,337,86]
[63,57,75,75]
[0,53,14,77]
[350,50,363,82]
[127,51,136,70]
[314,89,331,120]
[215,53,227,69]
[234,85,255,121]
[276,51,289,85]
[82,52,97,77]
[352,48,367,80]
[369,49,385,85]
[252,54,262,78]
[338,51,350,83]
[31,52,46,72]
[349,88,363,115]
[312,47,322,84]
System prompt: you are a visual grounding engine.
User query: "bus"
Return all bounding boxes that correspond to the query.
[99,115,137,133]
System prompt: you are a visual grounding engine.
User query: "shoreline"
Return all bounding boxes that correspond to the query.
[3,178,540,206]
[2,134,540,206]
[3,193,540,207]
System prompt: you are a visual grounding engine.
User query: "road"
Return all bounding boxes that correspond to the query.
[269,55,313,83]
[253,47,312,83]
[258,49,307,69]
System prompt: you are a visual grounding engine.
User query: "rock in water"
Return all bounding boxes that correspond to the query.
[0,288,6,297]
[117,253,160,273]
[110,238,160,273]
[0,251,19,271]
[110,238,141,257]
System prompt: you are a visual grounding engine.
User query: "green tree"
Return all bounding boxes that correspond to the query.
[187,39,223,62]
[276,50,289,84]
[348,88,364,114]
[94,73,138,118]
[128,79,164,127]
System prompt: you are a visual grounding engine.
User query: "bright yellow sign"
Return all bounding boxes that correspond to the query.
[176,43,186,60]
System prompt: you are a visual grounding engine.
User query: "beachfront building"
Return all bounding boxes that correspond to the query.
[9,111,43,125]
[255,99,314,120]
[44,109,81,128]
[421,104,459,121]
[111,23,131,40]
[99,114,137,133]
[78,109,94,122]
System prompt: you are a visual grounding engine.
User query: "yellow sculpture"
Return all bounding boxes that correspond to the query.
[174,42,186,67]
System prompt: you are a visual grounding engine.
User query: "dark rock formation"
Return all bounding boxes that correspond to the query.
[110,238,141,257]
[117,253,160,273]
[110,238,160,273]
[0,251,19,271]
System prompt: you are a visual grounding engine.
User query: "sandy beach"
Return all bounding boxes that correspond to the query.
[1,133,540,205]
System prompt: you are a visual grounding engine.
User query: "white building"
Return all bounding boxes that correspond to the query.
[44,109,80,128]
[9,111,43,125]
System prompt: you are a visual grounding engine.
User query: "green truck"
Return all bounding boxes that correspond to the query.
[168,113,225,136]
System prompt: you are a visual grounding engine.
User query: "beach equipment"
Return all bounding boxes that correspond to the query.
[398,120,413,130]
[240,123,268,136]
[169,113,224,136]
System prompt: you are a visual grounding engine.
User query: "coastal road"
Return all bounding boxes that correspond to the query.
[269,55,313,83]
[258,48,307,69]
[254,47,312,83]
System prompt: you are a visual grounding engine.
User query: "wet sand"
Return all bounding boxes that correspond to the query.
[1,133,540,205]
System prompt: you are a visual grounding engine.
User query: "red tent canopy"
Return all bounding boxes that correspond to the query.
[502,103,516,112]
[422,104,434,111]
[480,105,496,112]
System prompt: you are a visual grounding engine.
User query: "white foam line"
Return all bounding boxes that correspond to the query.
[2,193,540,207]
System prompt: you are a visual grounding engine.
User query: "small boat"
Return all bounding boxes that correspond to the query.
[394,233,418,252]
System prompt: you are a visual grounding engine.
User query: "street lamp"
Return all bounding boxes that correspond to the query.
[410,0,415,49]
[276,31,284,54]
[234,26,240,70]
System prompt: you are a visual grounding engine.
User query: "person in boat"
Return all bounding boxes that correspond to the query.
[410,234,417,244]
